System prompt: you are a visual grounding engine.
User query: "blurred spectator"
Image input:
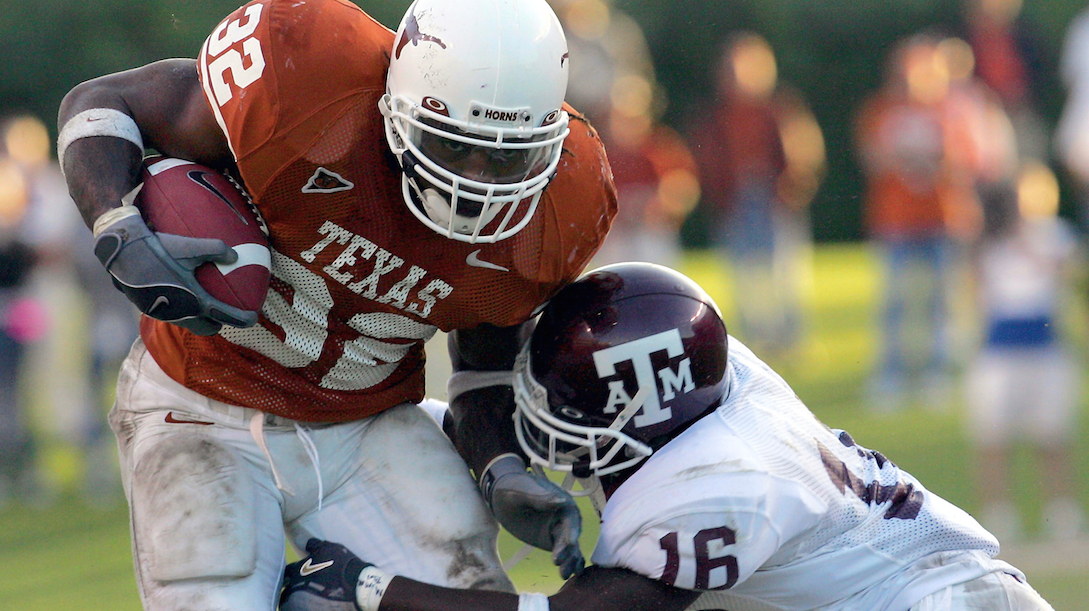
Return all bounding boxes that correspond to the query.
[964,161,1085,542]
[70,218,139,505]
[962,0,1049,163]
[1055,5,1089,234]
[554,0,700,269]
[0,115,50,506]
[688,32,825,357]
[0,114,136,507]
[854,34,981,412]
[938,36,1020,205]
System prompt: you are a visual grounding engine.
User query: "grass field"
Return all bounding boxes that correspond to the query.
[2,243,1088,609]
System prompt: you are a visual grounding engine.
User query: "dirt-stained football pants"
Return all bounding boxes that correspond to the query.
[109,339,513,611]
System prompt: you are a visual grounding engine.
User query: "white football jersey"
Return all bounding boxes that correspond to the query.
[590,338,1016,611]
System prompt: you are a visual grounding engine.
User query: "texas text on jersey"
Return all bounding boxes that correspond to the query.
[140,0,617,423]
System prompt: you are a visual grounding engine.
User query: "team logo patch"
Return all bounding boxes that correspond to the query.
[593,329,695,429]
[303,168,354,193]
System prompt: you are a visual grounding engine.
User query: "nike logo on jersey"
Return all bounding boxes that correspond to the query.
[302,168,355,194]
[164,412,213,425]
[465,249,509,272]
[298,558,336,576]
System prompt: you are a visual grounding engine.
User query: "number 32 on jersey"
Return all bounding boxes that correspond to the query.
[204,4,266,107]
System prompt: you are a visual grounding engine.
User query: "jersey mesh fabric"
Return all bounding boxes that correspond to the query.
[142,0,617,422]
[592,338,998,611]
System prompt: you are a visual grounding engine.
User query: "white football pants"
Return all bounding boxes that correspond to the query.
[109,340,513,611]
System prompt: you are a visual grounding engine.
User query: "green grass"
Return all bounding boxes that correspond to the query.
[4,243,1087,609]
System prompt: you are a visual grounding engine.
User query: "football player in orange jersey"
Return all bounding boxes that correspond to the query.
[56,0,616,609]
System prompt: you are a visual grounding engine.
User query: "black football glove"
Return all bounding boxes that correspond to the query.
[480,454,584,579]
[93,211,258,335]
[281,539,369,611]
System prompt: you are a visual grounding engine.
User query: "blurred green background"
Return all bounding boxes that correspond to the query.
[3,0,1086,242]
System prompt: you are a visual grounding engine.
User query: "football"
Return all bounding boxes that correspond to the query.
[135,157,271,314]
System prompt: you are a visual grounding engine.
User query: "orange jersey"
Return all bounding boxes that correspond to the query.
[141,0,616,423]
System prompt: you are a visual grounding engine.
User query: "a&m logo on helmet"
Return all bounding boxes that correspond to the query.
[592,329,695,428]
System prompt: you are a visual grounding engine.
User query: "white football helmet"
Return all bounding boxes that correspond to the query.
[380,0,571,243]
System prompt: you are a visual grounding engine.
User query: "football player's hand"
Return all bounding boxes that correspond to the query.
[480,454,584,579]
[93,208,257,335]
[281,538,369,611]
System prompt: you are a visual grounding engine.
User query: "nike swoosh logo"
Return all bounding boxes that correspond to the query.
[466,249,509,272]
[299,558,336,576]
[165,412,213,425]
[147,295,170,315]
[188,171,249,225]
[87,117,103,122]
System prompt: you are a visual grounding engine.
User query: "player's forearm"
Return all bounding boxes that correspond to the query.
[378,565,700,611]
[446,323,533,474]
[58,59,234,230]
[59,134,145,230]
[379,577,520,611]
[58,81,146,228]
[448,385,522,475]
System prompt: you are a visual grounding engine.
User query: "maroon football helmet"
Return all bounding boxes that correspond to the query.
[514,262,729,481]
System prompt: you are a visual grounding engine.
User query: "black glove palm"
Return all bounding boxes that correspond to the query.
[94,212,258,335]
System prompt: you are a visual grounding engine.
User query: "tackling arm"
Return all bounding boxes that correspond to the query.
[57,59,255,334]
[282,538,700,611]
[385,566,698,611]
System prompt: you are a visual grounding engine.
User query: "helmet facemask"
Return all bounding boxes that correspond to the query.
[381,93,569,244]
[513,344,654,480]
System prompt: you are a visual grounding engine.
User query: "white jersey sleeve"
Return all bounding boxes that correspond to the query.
[590,338,1003,611]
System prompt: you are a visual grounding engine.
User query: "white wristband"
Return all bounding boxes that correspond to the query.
[355,565,392,611]
[518,593,550,611]
[57,108,145,169]
[91,183,145,238]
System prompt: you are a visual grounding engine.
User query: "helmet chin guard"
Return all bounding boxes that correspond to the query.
[382,0,571,243]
